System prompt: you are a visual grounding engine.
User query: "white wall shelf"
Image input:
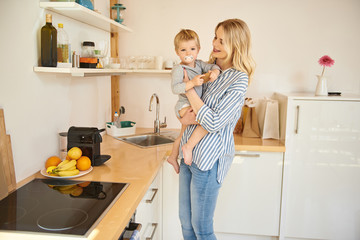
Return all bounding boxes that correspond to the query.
[39,2,132,33]
[33,67,171,77]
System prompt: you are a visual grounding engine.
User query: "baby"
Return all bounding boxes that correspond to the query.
[168,29,220,173]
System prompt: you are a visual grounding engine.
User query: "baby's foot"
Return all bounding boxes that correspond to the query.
[167,154,180,174]
[182,144,193,166]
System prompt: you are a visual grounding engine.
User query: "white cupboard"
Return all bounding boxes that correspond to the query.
[214,151,284,238]
[275,93,360,240]
[162,151,284,240]
[162,162,182,240]
[136,169,162,240]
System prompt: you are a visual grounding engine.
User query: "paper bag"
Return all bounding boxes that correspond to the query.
[233,116,243,134]
[253,98,280,139]
[234,106,247,134]
[241,105,261,138]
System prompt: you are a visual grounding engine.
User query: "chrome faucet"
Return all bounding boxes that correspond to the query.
[149,93,167,134]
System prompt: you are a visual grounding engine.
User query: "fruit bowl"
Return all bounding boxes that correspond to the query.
[40,166,93,179]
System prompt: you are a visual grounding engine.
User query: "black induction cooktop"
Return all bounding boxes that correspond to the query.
[0,178,128,236]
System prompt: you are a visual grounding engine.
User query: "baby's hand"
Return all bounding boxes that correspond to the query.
[191,75,204,86]
[208,69,220,82]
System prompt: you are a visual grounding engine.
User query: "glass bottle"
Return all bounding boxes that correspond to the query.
[114,112,120,128]
[57,23,71,67]
[41,14,57,67]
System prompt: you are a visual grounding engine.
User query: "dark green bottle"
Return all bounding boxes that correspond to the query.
[41,14,57,67]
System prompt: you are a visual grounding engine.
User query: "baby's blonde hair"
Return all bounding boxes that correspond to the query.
[174,29,201,50]
[209,19,256,84]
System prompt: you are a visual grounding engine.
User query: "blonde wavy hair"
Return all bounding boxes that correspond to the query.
[209,19,256,84]
[174,29,201,50]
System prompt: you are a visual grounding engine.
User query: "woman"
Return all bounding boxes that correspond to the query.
[178,19,255,240]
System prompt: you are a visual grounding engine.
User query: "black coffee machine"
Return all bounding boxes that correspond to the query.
[67,126,111,166]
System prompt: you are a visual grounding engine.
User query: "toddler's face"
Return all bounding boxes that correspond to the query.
[176,40,200,65]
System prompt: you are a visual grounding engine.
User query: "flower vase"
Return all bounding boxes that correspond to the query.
[315,75,328,96]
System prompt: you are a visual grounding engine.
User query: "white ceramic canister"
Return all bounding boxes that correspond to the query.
[155,56,163,70]
[165,59,174,70]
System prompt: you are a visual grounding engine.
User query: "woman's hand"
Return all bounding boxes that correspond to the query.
[179,108,197,125]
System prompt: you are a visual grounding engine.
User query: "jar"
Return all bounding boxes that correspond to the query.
[81,41,95,57]
[58,132,67,160]
[111,3,126,23]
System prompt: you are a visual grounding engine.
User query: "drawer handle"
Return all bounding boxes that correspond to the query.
[146,188,158,203]
[146,223,158,240]
[295,105,300,134]
[234,153,260,158]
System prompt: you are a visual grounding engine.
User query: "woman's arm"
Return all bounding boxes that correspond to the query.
[196,87,245,133]
[186,70,249,133]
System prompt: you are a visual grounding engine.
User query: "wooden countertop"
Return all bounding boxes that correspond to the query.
[234,134,285,152]
[0,129,284,240]
[1,131,170,240]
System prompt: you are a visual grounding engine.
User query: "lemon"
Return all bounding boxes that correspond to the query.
[67,147,82,160]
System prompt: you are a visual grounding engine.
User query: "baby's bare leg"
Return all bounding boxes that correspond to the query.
[167,124,186,173]
[182,126,208,165]
[178,106,190,118]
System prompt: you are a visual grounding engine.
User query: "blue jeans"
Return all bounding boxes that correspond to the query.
[179,159,221,240]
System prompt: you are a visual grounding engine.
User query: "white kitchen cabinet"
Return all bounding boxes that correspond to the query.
[136,169,162,240]
[162,151,284,240]
[214,151,284,238]
[275,93,360,240]
[162,161,182,240]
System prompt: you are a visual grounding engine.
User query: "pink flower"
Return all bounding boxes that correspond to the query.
[318,55,335,67]
[318,55,335,77]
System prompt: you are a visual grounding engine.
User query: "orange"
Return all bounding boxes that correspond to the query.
[78,181,91,188]
[67,147,82,160]
[45,156,62,169]
[65,155,70,160]
[76,156,91,171]
[70,186,84,197]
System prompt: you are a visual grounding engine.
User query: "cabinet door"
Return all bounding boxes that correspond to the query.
[214,151,284,236]
[283,100,360,240]
[136,170,162,240]
[162,162,182,240]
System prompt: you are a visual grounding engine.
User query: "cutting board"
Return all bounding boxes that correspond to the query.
[0,109,16,200]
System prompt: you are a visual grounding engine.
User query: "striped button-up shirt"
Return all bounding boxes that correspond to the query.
[179,68,248,183]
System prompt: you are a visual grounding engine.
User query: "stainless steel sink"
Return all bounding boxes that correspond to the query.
[115,131,178,148]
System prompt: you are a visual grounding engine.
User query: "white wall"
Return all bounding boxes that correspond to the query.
[117,0,360,129]
[0,0,112,182]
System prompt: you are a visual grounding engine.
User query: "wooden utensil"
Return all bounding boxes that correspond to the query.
[201,72,211,83]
